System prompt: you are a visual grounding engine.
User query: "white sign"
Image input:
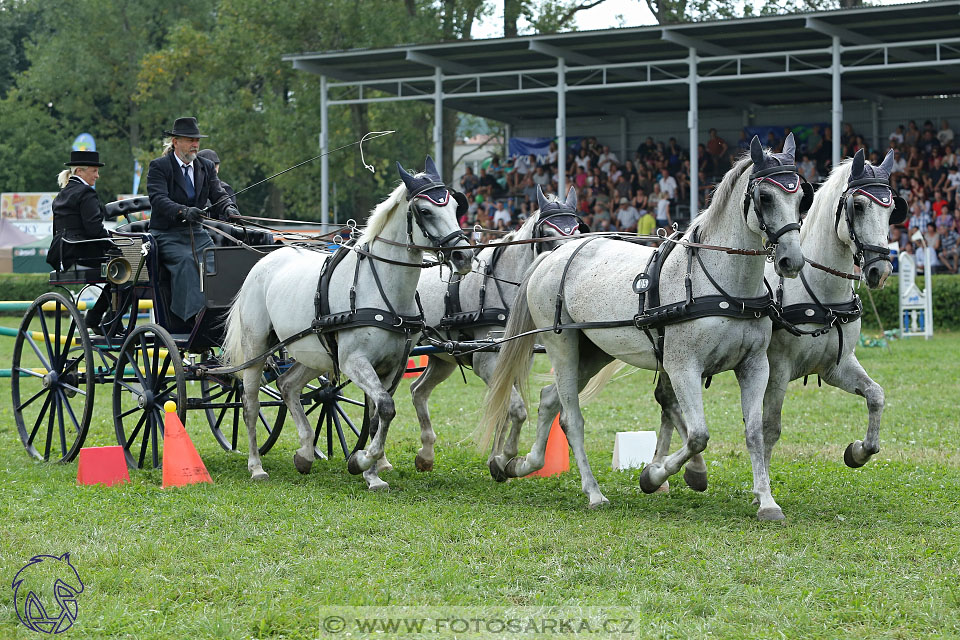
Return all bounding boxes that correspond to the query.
[612,431,657,470]
[898,250,933,339]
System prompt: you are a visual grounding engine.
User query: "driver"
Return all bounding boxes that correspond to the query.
[146,117,239,324]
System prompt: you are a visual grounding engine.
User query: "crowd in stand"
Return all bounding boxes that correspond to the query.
[456,119,960,273]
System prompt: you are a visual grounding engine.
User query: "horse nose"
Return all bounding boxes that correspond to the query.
[450,248,472,275]
[776,246,804,278]
[866,261,891,288]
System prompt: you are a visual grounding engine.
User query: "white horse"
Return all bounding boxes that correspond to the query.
[762,148,903,476]
[409,186,584,473]
[223,157,472,489]
[479,135,806,519]
[648,149,904,507]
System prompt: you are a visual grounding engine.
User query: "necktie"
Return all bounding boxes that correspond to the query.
[182,164,196,201]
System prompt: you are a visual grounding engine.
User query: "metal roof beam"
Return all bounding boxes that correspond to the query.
[405,50,473,75]
[528,40,602,67]
[804,17,874,46]
[664,29,891,102]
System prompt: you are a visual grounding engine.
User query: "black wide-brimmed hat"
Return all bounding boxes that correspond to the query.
[197,149,220,164]
[64,150,104,167]
[163,116,208,138]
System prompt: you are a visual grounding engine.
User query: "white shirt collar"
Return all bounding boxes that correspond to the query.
[72,175,92,187]
[174,152,193,171]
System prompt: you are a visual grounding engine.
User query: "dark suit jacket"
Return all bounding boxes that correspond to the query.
[146,152,232,230]
[46,177,111,269]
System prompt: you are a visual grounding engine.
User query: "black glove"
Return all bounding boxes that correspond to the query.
[224,205,241,221]
[182,207,204,224]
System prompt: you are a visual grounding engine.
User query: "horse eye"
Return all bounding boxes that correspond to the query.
[760,193,773,205]
[854,201,865,213]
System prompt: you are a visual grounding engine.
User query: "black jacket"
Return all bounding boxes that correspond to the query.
[146,152,232,230]
[46,177,111,269]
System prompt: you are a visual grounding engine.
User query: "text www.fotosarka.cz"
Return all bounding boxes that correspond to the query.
[318,606,645,638]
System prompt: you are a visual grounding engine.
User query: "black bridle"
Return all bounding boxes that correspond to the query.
[406,181,470,262]
[742,163,806,246]
[834,177,897,271]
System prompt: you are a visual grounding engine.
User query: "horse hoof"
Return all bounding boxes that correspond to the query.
[346,453,365,476]
[377,458,394,473]
[757,506,785,521]
[639,465,661,494]
[293,453,312,475]
[654,480,670,494]
[367,479,390,492]
[843,442,866,469]
[250,470,269,481]
[683,467,708,492]
[589,495,610,509]
[488,459,508,483]
[415,454,434,473]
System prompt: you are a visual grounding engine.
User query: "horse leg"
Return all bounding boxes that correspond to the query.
[340,357,394,491]
[277,362,323,475]
[639,362,708,495]
[736,352,784,521]
[410,356,457,472]
[241,366,269,480]
[474,353,528,471]
[653,374,707,492]
[759,361,791,499]
[821,355,885,468]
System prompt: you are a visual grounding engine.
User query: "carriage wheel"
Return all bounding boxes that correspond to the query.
[300,376,369,461]
[11,293,95,463]
[200,350,287,455]
[112,324,185,469]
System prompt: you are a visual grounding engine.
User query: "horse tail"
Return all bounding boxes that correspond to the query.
[578,361,630,404]
[222,290,247,377]
[476,255,545,451]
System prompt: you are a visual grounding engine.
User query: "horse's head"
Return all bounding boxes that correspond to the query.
[835,148,905,288]
[397,156,472,275]
[532,185,588,253]
[745,133,807,278]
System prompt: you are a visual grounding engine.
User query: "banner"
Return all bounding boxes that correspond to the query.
[1,193,56,238]
[72,133,96,151]
[132,160,143,195]
[744,123,828,155]
[508,136,582,163]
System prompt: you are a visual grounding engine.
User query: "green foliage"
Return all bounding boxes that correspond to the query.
[0,272,54,303]
[860,274,960,332]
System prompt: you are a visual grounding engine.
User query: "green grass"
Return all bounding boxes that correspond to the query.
[1,319,958,639]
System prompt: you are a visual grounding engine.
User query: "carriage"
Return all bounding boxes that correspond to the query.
[10,197,370,469]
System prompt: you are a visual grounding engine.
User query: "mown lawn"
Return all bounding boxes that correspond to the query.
[1,315,958,639]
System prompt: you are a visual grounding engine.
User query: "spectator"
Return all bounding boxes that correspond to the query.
[615,197,640,232]
[938,119,954,148]
[545,141,559,169]
[598,145,618,174]
[492,201,512,231]
[932,190,949,218]
[460,166,479,193]
[478,167,496,198]
[650,184,672,230]
[706,128,728,167]
[945,164,960,200]
[532,165,551,189]
[799,153,817,183]
[636,136,657,162]
[938,218,959,273]
[637,207,657,242]
[659,168,678,202]
[592,203,613,232]
[904,120,920,147]
[889,124,905,145]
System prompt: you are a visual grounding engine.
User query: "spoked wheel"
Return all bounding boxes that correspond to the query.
[300,377,369,461]
[112,324,185,469]
[200,350,288,455]
[11,292,95,462]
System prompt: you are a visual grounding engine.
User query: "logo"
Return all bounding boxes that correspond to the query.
[12,553,84,634]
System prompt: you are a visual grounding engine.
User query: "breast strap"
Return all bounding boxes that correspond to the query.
[439,244,511,334]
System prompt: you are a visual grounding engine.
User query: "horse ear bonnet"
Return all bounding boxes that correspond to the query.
[849,149,903,223]
[800,182,814,213]
[890,196,908,225]
[452,191,469,216]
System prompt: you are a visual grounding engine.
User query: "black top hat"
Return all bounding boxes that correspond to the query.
[197,149,220,164]
[64,150,105,167]
[163,116,208,138]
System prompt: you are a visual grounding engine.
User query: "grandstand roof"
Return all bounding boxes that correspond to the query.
[285,1,960,122]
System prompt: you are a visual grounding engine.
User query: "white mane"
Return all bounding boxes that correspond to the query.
[800,157,854,243]
[359,180,409,245]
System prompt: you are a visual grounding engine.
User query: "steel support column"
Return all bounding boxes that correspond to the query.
[434,67,443,178]
[831,36,842,169]
[620,116,627,165]
[556,57,567,197]
[320,74,329,228]
[688,48,699,219]
[871,101,880,151]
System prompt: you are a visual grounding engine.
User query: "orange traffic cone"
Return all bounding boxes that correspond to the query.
[530,414,570,478]
[77,446,130,486]
[403,355,428,378]
[161,401,212,488]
